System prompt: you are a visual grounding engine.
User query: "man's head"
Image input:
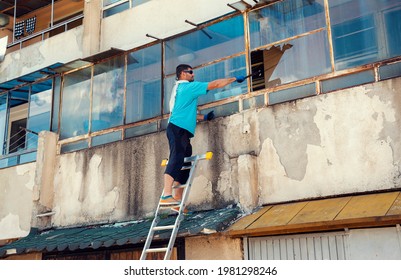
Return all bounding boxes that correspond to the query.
[176,64,194,82]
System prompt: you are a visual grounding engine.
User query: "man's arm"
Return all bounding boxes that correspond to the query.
[207,77,237,90]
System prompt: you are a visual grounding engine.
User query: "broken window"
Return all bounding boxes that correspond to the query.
[249,0,328,91]
[250,32,330,90]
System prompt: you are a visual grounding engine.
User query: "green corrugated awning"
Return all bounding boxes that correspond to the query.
[0,206,241,257]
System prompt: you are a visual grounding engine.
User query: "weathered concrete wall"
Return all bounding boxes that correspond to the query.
[0,27,83,84]
[52,132,168,226]
[50,78,401,228]
[257,78,401,203]
[185,235,243,260]
[0,163,35,240]
[2,77,401,232]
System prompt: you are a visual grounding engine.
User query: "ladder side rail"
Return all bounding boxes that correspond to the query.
[164,214,184,260]
[164,156,201,260]
[140,188,166,260]
[140,215,160,260]
[141,152,213,260]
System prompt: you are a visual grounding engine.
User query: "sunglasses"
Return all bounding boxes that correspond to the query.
[183,70,194,74]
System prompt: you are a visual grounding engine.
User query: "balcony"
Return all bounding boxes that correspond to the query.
[0,0,84,54]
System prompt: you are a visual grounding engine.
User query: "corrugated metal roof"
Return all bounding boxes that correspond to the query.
[0,205,241,257]
[228,191,401,237]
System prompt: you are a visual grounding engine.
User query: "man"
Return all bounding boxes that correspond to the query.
[160,64,245,207]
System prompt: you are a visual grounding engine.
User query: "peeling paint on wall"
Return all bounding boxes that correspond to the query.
[0,163,35,239]
[0,213,29,239]
[258,101,321,181]
[258,80,401,204]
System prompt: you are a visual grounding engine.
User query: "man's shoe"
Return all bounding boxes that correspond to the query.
[160,195,180,205]
[171,206,191,215]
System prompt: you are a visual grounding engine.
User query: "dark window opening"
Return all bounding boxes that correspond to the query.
[251,43,294,91]
[9,118,27,153]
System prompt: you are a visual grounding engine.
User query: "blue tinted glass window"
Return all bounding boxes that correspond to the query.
[269,83,315,105]
[385,7,401,58]
[264,31,330,86]
[92,56,125,132]
[321,70,375,93]
[243,94,265,110]
[125,122,157,138]
[126,44,162,123]
[20,151,37,164]
[92,131,121,147]
[379,62,401,80]
[164,15,245,75]
[197,56,247,105]
[27,79,53,149]
[249,0,325,50]
[60,68,91,140]
[330,0,401,70]
[103,2,129,18]
[163,55,247,113]
[60,140,89,153]
[199,102,239,119]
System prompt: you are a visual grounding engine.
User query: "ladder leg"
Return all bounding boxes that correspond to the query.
[140,152,212,260]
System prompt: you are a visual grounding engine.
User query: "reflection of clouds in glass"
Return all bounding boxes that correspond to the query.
[93,70,124,114]
[61,81,91,137]
[30,90,52,116]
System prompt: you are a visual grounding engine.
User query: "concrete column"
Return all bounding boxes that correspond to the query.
[237,154,259,213]
[32,131,58,229]
[82,0,102,57]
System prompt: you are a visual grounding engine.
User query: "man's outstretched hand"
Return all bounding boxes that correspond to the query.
[235,76,246,83]
[204,110,215,121]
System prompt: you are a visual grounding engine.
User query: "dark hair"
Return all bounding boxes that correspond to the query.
[176,64,192,79]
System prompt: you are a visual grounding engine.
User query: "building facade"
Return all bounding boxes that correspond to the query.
[1,0,401,260]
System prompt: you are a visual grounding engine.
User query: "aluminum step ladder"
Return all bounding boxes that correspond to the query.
[140,151,213,260]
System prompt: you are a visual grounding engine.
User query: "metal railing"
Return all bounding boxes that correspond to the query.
[7,14,84,51]
[0,127,39,168]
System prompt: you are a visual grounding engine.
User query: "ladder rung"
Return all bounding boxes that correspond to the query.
[153,225,175,231]
[181,165,192,170]
[173,184,187,189]
[146,248,168,253]
[159,204,180,209]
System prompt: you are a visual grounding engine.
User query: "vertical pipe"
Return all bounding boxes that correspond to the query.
[122,53,127,140]
[51,0,54,27]
[88,66,94,147]
[324,0,335,72]
[243,9,251,94]
[12,0,17,42]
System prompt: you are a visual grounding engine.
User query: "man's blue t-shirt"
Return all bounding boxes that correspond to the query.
[169,81,209,136]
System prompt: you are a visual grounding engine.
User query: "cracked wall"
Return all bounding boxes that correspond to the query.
[0,163,35,239]
[3,77,401,233]
[50,77,401,227]
[257,78,401,203]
